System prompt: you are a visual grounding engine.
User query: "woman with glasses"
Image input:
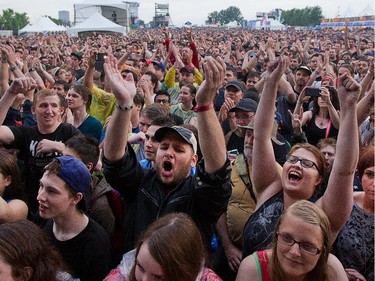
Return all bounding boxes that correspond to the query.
[237,200,348,281]
[242,57,359,260]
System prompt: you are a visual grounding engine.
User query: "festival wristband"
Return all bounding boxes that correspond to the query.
[193,103,214,112]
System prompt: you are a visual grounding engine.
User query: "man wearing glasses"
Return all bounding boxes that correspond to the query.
[154,91,183,125]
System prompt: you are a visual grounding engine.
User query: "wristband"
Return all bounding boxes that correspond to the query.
[116,103,134,112]
[10,65,18,72]
[193,103,213,112]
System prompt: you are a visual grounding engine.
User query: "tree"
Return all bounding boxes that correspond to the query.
[0,9,29,30]
[281,6,323,27]
[206,11,220,25]
[206,6,243,25]
[48,16,64,26]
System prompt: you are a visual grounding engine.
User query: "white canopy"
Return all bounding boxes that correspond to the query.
[256,19,285,31]
[67,12,125,36]
[19,16,66,33]
[74,0,128,24]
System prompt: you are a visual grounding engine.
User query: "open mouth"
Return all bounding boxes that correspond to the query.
[288,171,302,183]
[163,161,172,171]
[161,161,173,177]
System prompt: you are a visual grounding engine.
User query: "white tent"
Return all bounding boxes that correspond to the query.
[74,0,128,25]
[256,19,285,30]
[19,16,66,33]
[67,12,125,36]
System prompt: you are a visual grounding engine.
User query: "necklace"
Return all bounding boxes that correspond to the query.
[317,116,327,127]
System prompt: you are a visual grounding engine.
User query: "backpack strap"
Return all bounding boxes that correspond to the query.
[234,154,257,203]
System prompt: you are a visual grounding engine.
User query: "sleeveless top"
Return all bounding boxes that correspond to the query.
[333,202,374,280]
[242,192,284,258]
[304,114,338,146]
[252,251,271,281]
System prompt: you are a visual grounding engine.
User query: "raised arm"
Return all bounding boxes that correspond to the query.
[357,80,374,126]
[0,52,9,96]
[317,73,360,240]
[102,55,136,161]
[195,56,226,173]
[83,51,96,90]
[0,77,37,144]
[252,57,286,204]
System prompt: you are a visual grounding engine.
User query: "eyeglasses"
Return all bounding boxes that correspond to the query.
[235,114,255,121]
[286,155,319,172]
[276,233,322,255]
[155,99,169,104]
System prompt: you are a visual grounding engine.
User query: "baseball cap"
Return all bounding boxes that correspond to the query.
[55,156,92,194]
[238,119,284,146]
[52,67,60,77]
[155,126,197,154]
[229,98,258,113]
[152,61,165,72]
[296,66,312,76]
[225,80,245,92]
[180,65,195,74]
[71,52,82,60]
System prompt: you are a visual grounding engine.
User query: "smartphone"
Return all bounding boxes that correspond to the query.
[227,149,239,161]
[95,53,106,73]
[228,149,239,155]
[305,88,320,97]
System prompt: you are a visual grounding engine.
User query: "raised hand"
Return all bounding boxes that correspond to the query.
[103,55,136,105]
[338,72,360,109]
[264,56,287,85]
[289,107,303,135]
[319,87,332,105]
[297,87,311,104]
[7,77,37,96]
[195,56,225,106]
[88,51,96,68]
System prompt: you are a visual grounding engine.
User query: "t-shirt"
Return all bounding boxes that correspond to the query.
[9,123,80,213]
[88,86,116,125]
[78,115,103,142]
[170,103,196,124]
[43,218,111,281]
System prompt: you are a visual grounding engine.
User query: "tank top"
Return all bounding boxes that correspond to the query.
[252,251,271,281]
[305,114,338,146]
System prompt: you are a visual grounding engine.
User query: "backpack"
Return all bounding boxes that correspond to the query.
[90,188,125,254]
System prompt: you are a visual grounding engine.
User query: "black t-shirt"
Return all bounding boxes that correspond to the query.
[9,123,80,213]
[43,218,111,281]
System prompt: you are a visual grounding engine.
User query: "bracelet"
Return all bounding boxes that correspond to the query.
[116,103,134,111]
[29,67,36,72]
[10,65,18,72]
[193,103,213,112]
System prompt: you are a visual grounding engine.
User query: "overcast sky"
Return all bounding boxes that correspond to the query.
[1,0,374,26]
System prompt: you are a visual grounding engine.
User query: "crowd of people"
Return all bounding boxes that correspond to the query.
[0,24,373,281]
